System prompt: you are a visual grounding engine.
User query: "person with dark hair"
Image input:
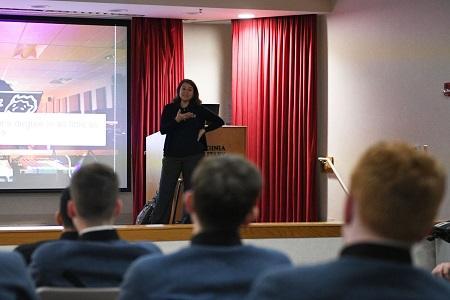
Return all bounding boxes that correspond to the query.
[15,187,78,265]
[120,155,291,299]
[247,141,450,300]
[30,163,161,287]
[0,251,37,300]
[151,78,224,224]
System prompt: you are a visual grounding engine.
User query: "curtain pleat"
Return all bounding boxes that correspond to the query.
[232,15,317,222]
[130,18,184,221]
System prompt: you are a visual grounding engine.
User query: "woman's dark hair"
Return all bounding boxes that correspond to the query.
[173,79,202,106]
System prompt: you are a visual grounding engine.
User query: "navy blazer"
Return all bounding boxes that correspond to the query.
[248,255,450,300]
[120,244,292,300]
[15,231,78,265]
[30,229,161,287]
[0,251,37,300]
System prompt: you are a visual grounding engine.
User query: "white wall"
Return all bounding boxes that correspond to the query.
[321,0,450,221]
[149,237,437,270]
[183,23,232,123]
[0,236,436,270]
[155,238,343,265]
[0,192,133,225]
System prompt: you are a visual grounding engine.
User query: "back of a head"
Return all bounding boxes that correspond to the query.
[191,155,262,230]
[350,141,446,243]
[59,187,74,229]
[70,163,119,223]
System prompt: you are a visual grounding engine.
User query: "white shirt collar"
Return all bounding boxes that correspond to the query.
[79,225,115,236]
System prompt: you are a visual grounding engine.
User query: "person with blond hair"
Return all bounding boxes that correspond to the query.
[248,141,450,300]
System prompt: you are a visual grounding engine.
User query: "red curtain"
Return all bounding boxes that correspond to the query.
[232,15,317,222]
[131,18,184,221]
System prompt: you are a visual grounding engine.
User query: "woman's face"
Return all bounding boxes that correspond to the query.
[179,82,194,102]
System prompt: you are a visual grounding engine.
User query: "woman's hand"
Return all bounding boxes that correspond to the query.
[175,109,195,123]
[197,128,206,141]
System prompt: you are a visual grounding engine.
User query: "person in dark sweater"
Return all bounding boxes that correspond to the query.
[151,79,224,224]
[247,141,450,300]
[14,187,78,265]
[120,155,291,300]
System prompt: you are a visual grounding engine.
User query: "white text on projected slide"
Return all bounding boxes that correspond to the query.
[0,113,106,146]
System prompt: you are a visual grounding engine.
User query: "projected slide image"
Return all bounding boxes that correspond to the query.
[0,91,42,113]
[0,19,128,190]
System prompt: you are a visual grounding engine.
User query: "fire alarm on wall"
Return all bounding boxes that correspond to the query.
[443,82,450,97]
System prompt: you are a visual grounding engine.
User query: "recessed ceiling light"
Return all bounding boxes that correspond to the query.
[50,78,71,84]
[108,8,128,13]
[186,8,203,15]
[238,13,255,19]
[30,5,49,9]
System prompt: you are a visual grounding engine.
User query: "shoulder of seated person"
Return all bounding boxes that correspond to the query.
[127,251,168,270]
[84,240,162,253]
[0,252,29,275]
[132,241,162,252]
[243,244,291,257]
[32,240,74,253]
[0,251,24,263]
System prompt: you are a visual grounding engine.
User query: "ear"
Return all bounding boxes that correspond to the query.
[184,191,194,214]
[55,211,63,226]
[114,198,123,217]
[67,200,77,219]
[243,205,259,226]
[344,196,354,225]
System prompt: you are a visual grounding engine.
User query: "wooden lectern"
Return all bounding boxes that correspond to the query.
[145,126,246,223]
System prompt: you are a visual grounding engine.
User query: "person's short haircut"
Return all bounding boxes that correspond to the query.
[70,163,119,223]
[350,141,446,243]
[191,154,262,230]
[59,187,74,229]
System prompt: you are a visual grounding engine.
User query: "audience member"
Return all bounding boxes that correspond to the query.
[15,187,78,265]
[0,251,37,299]
[433,262,450,281]
[248,141,450,300]
[30,163,161,287]
[120,155,292,299]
